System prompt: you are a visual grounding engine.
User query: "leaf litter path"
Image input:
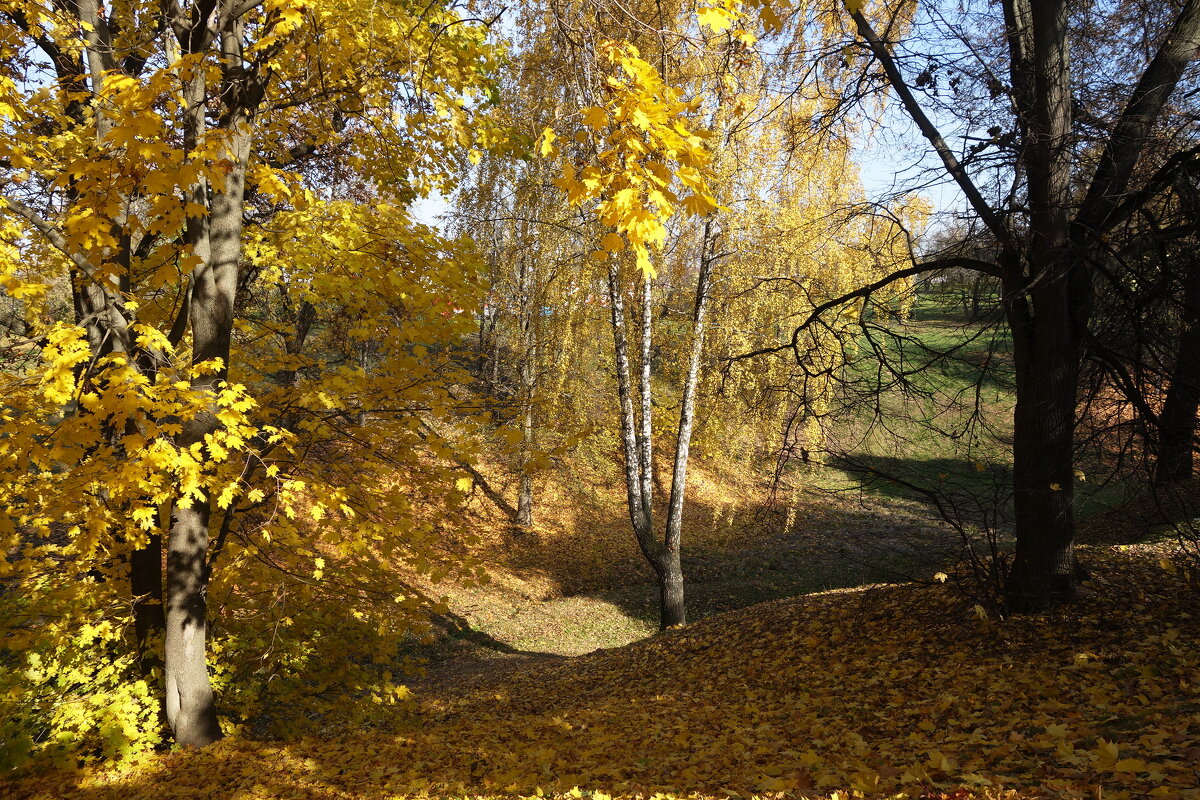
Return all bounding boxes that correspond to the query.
[13,545,1200,800]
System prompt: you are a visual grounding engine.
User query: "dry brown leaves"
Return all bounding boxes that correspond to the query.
[9,545,1200,800]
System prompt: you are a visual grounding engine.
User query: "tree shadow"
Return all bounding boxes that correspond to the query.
[476,463,967,629]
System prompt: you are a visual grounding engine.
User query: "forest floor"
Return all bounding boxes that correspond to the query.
[10,541,1199,800]
[415,458,961,664]
[10,459,1200,799]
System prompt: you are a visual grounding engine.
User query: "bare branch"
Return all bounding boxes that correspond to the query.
[1076,0,1200,237]
[848,9,1015,251]
[728,257,1000,365]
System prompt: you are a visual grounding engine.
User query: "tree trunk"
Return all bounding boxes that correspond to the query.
[969,274,984,322]
[1156,261,1200,484]
[1006,279,1081,611]
[659,219,717,629]
[653,549,686,628]
[607,263,653,539]
[604,218,716,631]
[848,0,1200,612]
[130,530,164,672]
[516,349,535,527]
[607,262,683,625]
[165,498,222,745]
[163,34,257,739]
[1002,0,1083,613]
[516,256,537,527]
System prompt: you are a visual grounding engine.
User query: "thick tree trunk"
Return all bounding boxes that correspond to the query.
[654,550,686,628]
[1006,284,1081,611]
[1156,266,1200,484]
[165,498,221,745]
[1002,0,1083,613]
[163,39,255,740]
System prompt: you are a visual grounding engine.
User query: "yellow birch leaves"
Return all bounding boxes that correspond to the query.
[542,41,721,277]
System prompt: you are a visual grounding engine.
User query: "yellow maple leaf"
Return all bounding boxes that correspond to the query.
[538,126,558,157]
[581,106,609,129]
[1094,738,1119,771]
[682,193,718,215]
[600,232,625,252]
[698,5,735,33]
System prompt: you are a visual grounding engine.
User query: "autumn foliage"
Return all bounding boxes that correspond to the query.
[3,0,1200,795]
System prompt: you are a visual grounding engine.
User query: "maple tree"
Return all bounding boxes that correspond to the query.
[0,0,497,757]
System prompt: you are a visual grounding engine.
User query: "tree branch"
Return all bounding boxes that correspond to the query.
[728,257,1000,365]
[849,9,1015,251]
[1075,0,1200,237]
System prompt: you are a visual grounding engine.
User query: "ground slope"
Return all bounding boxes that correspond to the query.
[9,545,1199,800]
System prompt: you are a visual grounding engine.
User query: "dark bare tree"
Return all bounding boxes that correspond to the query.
[782,0,1200,611]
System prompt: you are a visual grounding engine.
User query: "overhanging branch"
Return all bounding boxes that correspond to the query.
[728,257,1000,365]
[848,8,1016,253]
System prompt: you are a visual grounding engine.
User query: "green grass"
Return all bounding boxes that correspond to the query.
[822,291,1142,534]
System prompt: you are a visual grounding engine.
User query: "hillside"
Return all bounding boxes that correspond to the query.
[9,543,1198,800]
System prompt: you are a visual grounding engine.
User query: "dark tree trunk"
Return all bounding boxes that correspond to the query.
[654,550,686,628]
[1006,275,1081,611]
[846,0,1200,613]
[1156,263,1200,484]
[1002,0,1082,612]
[130,530,164,672]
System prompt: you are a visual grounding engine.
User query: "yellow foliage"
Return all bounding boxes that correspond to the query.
[0,0,500,771]
[547,41,720,277]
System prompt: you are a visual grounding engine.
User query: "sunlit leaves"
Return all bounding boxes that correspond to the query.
[0,0,499,771]
[545,41,720,276]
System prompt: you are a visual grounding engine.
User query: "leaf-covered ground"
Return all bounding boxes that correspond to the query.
[9,545,1199,800]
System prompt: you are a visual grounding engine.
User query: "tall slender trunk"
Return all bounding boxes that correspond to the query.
[637,271,654,520]
[607,263,653,540]
[605,220,716,630]
[606,262,675,624]
[516,257,537,527]
[660,221,716,629]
